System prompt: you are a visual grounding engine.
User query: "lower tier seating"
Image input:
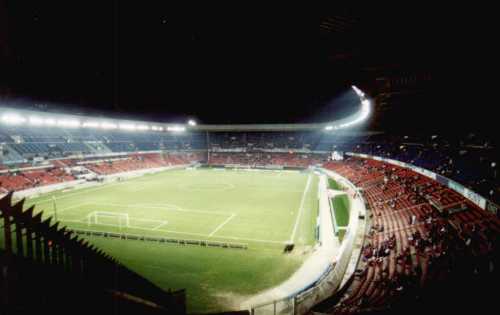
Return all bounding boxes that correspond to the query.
[320,157,499,315]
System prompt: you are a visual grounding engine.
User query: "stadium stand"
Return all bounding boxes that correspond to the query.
[0,166,75,191]
[317,157,499,314]
[0,152,203,191]
[209,152,328,168]
[1,122,497,205]
[84,152,203,175]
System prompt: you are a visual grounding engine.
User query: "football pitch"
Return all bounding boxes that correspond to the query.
[23,168,319,312]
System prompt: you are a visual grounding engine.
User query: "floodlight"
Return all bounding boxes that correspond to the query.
[136,124,149,131]
[352,85,365,97]
[341,94,371,129]
[101,122,117,129]
[188,119,197,126]
[28,116,45,125]
[44,118,57,126]
[1,113,26,125]
[324,125,333,131]
[167,126,186,132]
[57,118,80,128]
[119,123,136,131]
[82,121,100,128]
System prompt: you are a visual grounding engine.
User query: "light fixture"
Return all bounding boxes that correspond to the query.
[57,118,80,128]
[119,123,136,131]
[1,113,26,125]
[82,121,100,128]
[168,126,186,132]
[101,122,117,129]
[28,116,45,125]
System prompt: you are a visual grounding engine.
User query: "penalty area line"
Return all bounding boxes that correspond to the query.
[209,213,236,237]
[152,221,169,230]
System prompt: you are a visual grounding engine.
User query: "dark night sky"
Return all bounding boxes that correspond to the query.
[0,2,498,130]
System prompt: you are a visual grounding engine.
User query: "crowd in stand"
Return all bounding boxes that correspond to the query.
[85,152,202,175]
[320,157,499,314]
[345,133,498,205]
[1,126,497,204]
[209,151,329,168]
[0,152,203,192]
[0,167,76,192]
[208,131,498,204]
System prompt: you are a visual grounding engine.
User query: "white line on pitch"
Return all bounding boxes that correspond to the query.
[209,213,236,237]
[91,202,232,216]
[289,174,312,243]
[153,229,209,238]
[40,202,90,220]
[133,217,168,224]
[70,221,283,245]
[152,221,168,230]
[57,202,90,214]
[30,182,123,205]
[212,235,286,244]
[59,219,86,224]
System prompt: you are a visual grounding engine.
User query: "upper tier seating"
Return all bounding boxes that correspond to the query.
[209,152,328,168]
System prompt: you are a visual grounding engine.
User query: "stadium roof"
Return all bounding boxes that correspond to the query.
[0,86,371,132]
[0,3,497,133]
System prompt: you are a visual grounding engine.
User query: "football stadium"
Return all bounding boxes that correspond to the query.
[0,3,498,315]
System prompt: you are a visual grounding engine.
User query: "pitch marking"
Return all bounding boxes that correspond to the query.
[289,174,312,242]
[209,213,236,237]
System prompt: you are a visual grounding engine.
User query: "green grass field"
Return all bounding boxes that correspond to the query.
[332,194,350,227]
[328,178,343,190]
[19,168,319,312]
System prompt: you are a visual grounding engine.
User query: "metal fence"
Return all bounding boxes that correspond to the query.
[251,229,357,315]
[251,185,361,315]
[72,228,248,249]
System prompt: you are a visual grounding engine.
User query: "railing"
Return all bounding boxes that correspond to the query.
[72,228,248,250]
[0,192,185,314]
[250,170,365,315]
[347,152,499,215]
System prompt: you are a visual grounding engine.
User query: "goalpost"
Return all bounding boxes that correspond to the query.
[87,211,130,230]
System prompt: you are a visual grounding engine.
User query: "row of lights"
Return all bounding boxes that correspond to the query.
[0,113,197,132]
[324,85,371,131]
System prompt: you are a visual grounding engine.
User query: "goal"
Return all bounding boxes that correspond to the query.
[87,211,130,229]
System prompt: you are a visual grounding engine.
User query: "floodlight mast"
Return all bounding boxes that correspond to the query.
[351,85,365,98]
[323,86,372,131]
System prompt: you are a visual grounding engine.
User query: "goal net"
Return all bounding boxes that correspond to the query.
[87,211,130,229]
